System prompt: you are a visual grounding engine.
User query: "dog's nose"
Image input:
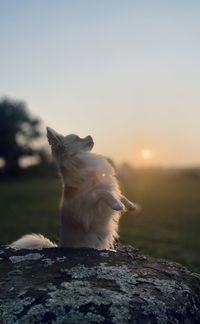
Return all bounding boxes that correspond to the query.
[86,135,93,141]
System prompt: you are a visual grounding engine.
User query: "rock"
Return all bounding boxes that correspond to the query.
[0,244,200,323]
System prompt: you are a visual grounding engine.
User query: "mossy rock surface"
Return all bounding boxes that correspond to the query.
[0,244,200,323]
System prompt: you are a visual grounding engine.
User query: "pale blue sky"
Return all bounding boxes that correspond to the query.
[0,1,200,166]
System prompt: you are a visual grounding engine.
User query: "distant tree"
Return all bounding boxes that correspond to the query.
[0,97,44,176]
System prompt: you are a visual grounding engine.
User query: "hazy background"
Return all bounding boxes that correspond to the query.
[0,1,200,273]
[1,0,200,166]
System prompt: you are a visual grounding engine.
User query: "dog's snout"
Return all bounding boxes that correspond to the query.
[86,135,92,141]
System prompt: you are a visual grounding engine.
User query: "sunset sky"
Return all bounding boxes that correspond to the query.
[0,1,200,167]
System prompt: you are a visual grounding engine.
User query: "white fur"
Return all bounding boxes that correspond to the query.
[11,234,57,249]
[59,151,122,249]
[10,128,139,250]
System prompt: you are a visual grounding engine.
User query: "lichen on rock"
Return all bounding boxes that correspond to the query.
[9,253,43,264]
[0,244,200,323]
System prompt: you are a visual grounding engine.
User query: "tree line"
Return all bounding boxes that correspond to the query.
[0,97,55,177]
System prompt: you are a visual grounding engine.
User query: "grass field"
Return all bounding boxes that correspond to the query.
[0,169,200,273]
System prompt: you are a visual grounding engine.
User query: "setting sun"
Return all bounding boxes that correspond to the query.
[141,149,153,160]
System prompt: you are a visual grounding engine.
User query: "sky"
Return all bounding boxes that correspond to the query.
[0,0,200,167]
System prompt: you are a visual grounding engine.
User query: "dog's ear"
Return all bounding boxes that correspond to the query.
[46,127,64,148]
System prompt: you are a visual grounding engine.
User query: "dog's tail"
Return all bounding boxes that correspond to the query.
[10,234,57,249]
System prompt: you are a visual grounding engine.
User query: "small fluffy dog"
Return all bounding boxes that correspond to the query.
[11,128,139,250]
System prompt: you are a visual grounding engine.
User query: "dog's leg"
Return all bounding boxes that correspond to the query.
[88,190,125,211]
[103,192,125,211]
[120,195,140,211]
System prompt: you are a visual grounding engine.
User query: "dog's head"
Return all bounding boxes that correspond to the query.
[47,127,94,167]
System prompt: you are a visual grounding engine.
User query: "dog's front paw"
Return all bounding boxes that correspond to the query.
[126,201,138,211]
[112,200,125,211]
[120,195,141,212]
[129,202,141,212]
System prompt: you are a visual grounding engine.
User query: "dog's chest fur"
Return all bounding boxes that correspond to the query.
[60,166,120,250]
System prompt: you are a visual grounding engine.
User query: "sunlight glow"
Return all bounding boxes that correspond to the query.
[141,149,153,160]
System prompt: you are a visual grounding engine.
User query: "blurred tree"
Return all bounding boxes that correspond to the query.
[0,97,43,176]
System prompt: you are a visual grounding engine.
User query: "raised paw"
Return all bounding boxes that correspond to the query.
[129,202,141,213]
[120,196,141,212]
[111,199,125,211]
[126,201,139,211]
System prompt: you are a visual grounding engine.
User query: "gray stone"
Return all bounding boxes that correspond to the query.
[0,244,200,323]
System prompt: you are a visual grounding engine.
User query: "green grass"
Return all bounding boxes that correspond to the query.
[0,170,200,273]
[0,178,61,245]
[120,170,200,273]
